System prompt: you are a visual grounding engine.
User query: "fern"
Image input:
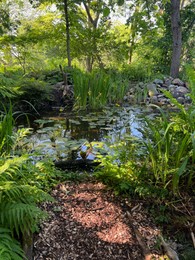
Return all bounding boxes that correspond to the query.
[0,156,28,179]
[0,104,56,258]
[0,227,24,260]
[0,86,16,99]
[0,201,46,237]
[0,107,14,155]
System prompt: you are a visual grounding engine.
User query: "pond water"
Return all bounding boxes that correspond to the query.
[23,105,155,163]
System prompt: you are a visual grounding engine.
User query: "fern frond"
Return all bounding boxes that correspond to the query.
[0,202,47,237]
[0,86,16,98]
[0,182,53,204]
[0,156,28,179]
[0,227,24,260]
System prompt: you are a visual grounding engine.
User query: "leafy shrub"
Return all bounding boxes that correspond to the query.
[15,77,53,110]
[120,63,152,81]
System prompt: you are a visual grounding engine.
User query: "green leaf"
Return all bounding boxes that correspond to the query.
[117,0,124,6]
[103,7,110,17]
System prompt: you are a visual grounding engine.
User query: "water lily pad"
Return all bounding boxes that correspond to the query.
[34,119,54,124]
[69,119,81,125]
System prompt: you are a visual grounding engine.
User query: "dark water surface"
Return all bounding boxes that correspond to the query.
[24,105,154,161]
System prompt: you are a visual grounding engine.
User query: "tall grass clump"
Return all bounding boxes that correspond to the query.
[142,66,195,194]
[72,69,90,109]
[72,69,130,110]
[73,69,111,109]
[88,71,111,109]
[142,105,193,193]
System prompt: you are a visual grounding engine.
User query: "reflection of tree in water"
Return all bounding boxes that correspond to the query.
[64,108,144,142]
[67,119,105,142]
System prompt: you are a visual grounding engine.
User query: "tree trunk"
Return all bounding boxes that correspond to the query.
[170,0,182,78]
[83,2,104,71]
[86,56,93,72]
[63,0,71,67]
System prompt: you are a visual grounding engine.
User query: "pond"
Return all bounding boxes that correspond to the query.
[21,105,156,164]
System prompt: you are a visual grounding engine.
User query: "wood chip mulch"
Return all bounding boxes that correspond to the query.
[33,180,163,260]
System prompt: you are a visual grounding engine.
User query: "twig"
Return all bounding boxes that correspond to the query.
[126,211,153,260]
[158,234,179,260]
[187,222,195,248]
[191,230,195,248]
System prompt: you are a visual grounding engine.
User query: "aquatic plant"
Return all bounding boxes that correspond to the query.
[73,69,129,110]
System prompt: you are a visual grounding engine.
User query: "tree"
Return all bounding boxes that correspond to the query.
[170,0,182,78]
[63,0,71,67]
[0,4,10,36]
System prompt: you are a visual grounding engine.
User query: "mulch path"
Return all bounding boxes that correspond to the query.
[33,180,164,260]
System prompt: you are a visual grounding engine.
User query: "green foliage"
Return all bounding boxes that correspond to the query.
[14,77,53,111]
[0,105,14,155]
[120,63,152,81]
[73,69,130,110]
[142,104,194,193]
[0,106,60,258]
[0,228,24,260]
[94,139,143,195]
[186,65,195,101]
[0,155,52,235]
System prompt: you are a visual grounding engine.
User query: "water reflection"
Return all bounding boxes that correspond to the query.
[25,106,148,161]
[40,106,145,142]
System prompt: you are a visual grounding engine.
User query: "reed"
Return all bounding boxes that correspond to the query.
[72,70,90,109]
[88,71,110,109]
[73,69,129,109]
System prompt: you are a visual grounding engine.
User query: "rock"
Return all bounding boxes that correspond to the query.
[172,91,182,98]
[123,95,128,101]
[54,81,64,88]
[159,98,169,104]
[164,77,173,86]
[153,79,163,85]
[138,82,145,88]
[168,84,176,91]
[147,83,158,96]
[128,95,136,103]
[157,94,165,99]
[176,86,189,94]
[172,78,184,86]
[185,95,191,102]
[150,96,158,104]
[55,159,101,170]
[177,97,185,104]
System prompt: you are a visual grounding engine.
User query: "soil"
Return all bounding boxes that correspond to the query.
[33,180,166,260]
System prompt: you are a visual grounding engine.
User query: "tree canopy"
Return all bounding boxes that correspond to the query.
[0,0,194,75]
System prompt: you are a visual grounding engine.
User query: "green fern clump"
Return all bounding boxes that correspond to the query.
[0,156,53,236]
[0,106,56,258]
[0,228,24,260]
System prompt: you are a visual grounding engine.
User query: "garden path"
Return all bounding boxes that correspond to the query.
[33,180,164,260]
